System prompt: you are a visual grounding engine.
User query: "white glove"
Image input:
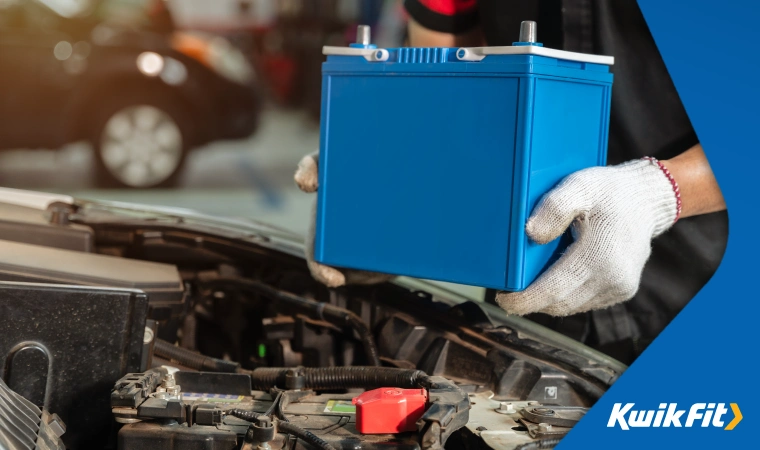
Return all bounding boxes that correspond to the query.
[496,158,679,316]
[295,151,395,287]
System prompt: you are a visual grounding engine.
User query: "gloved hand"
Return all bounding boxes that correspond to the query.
[496,158,680,316]
[295,151,395,287]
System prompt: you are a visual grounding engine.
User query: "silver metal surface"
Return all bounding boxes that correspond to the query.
[322,45,389,62]
[465,392,589,449]
[47,415,66,437]
[520,406,587,428]
[163,373,176,388]
[155,373,181,399]
[520,419,569,439]
[356,25,371,45]
[465,392,535,450]
[455,45,615,65]
[518,21,537,43]
[114,417,141,424]
[495,402,516,415]
[112,407,141,424]
[143,327,154,344]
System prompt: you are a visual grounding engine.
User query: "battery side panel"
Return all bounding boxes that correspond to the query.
[520,77,612,288]
[317,74,519,288]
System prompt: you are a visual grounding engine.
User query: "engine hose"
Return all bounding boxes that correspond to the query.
[199,276,381,367]
[228,409,263,422]
[514,438,562,450]
[321,303,381,367]
[263,392,283,417]
[248,366,439,391]
[154,338,240,373]
[277,421,337,450]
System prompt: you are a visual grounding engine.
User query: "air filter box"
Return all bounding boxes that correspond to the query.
[0,239,184,319]
[315,26,613,290]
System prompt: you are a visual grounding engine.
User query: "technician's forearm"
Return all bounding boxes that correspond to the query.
[661,144,726,218]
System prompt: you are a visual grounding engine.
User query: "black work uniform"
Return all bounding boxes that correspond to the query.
[404,0,728,365]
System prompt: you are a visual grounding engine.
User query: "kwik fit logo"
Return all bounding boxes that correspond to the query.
[607,403,742,430]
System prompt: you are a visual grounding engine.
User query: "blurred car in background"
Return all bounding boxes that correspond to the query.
[0,0,261,188]
[171,0,406,120]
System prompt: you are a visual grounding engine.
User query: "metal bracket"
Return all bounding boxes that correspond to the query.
[519,406,588,428]
[456,46,614,65]
[518,418,572,439]
[322,46,390,62]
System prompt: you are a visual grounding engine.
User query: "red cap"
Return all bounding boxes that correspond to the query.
[352,388,428,434]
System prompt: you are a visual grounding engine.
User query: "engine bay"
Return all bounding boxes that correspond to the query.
[0,197,624,450]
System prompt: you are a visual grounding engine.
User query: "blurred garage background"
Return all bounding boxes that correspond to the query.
[0,0,408,237]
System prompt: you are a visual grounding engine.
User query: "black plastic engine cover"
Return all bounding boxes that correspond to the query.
[0,281,148,449]
[0,239,185,320]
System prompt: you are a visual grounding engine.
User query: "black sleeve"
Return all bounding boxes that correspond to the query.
[404,0,480,34]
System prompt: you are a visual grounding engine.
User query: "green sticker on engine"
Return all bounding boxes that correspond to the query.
[324,400,356,413]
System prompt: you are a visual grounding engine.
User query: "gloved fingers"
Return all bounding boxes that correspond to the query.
[544,240,647,315]
[304,198,344,285]
[307,261,394,288]
[295,150,320,193]
[307,260,347,287]
[495,242,591,315]
[565,270,642,314]
[536,281,598,316]
[525,175,594,245]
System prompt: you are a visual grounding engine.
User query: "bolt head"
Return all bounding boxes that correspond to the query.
[162,374,176,388]
[143,328,154,344]
[495,402,516,414]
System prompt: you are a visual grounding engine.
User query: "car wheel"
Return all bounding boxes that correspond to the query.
[93,99,190,188]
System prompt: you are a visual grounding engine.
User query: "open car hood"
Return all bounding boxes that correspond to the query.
[0,187,625,450]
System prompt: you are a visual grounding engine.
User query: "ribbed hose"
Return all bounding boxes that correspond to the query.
[277,421,337,450]
[199,277,381,366]
[154,339,240,373]
[514,438,562,450]
[249,367,438,391]
[228,409,262,422]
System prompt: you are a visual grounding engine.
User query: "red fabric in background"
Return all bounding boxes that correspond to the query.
[418,0,477,16]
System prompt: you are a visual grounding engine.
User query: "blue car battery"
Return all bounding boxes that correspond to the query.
[315,23,614,291]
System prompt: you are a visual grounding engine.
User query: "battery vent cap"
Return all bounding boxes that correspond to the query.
[352,388,428,434]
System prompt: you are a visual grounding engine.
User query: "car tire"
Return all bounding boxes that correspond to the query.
[92,91,193,189]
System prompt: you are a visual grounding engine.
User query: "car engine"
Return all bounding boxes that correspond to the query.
[0,197,624,450]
